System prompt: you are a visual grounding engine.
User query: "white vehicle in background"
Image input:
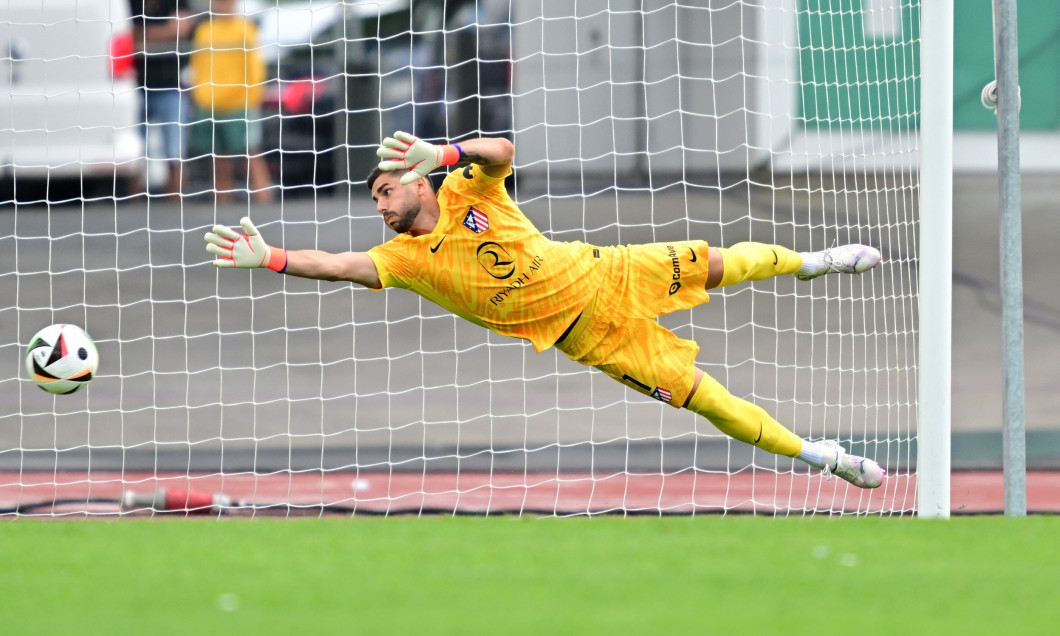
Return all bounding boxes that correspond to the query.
[0,0,143,201]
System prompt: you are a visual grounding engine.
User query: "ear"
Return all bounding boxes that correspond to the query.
[414,177,431,197]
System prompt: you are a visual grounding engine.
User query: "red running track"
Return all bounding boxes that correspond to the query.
[2,471,1058,517]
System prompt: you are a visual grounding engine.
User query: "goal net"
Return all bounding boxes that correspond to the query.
[2,0,923,517]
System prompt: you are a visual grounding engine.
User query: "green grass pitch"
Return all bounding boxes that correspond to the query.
[1,516,1057,634]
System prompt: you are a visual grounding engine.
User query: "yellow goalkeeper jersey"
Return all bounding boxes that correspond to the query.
[366,165,607,352]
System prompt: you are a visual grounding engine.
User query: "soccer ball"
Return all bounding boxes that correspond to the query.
[25,324,99,395]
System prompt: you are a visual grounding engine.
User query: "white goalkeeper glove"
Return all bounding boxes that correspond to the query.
[204,217,287,272]
[376,131,462,185]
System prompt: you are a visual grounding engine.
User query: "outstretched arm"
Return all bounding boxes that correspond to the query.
[282,249,380,288]
[376,132,514,183]
[205,217,381,288]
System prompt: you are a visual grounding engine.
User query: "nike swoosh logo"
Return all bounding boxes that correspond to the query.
[688,248,697,263]
[430,236,446,253]
[771,249,778,265]
[753,423,763,444]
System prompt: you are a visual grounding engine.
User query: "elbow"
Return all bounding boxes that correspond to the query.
[495,137,515,164]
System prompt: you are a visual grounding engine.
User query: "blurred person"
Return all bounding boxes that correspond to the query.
[205,133,886,489]
[129,0,193,198]
[187,0,273,203]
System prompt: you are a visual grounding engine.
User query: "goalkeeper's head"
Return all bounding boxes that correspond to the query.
[366,167,438,235]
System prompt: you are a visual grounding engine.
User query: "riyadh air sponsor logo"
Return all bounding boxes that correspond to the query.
[482,245,546,306]
[666,244,682,295]
[463,207,489,233]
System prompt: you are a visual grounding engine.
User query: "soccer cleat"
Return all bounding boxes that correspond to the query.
[818,440,885,489]
[796,244,882,281]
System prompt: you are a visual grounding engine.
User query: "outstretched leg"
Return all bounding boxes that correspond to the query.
[683,370,885,489]
[683,369,801,457]
[707,243,802,289]
[705,242,882,289]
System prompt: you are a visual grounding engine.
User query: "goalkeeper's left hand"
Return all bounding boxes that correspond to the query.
[376,131,461,185]
[204,217,287,272]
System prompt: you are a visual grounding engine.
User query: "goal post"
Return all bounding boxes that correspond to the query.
[1,0,943,517]
[916,0,953,519]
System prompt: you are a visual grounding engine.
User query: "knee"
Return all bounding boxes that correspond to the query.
[705,247,725,289]
[684,373,734,417]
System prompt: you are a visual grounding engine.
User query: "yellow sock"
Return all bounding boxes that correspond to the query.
[717,242,802,288]
[685,372,802,457]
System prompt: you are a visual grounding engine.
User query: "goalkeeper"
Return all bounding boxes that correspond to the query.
[205,133,885,489]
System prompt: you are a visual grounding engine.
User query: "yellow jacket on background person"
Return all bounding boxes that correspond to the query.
[189,13,264,112]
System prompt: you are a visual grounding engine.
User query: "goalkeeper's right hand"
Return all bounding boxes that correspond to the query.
[204,217,287,272]
[376,131,462,185]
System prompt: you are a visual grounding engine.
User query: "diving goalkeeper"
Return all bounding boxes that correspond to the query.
[204,133,886,488]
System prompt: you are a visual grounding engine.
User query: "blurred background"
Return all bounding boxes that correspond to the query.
[0,0,512,200]
[0,1,1058,481]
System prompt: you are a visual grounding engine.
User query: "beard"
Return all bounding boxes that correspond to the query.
[387,199,421,234]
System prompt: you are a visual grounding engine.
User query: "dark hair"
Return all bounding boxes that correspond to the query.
[366,167,437,192]
[366,167,411,191]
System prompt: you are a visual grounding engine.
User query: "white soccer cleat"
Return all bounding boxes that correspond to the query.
[819,440,885,489]
[796,244,882,281]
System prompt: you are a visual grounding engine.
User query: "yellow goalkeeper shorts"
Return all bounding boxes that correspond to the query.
[554,241,712,407]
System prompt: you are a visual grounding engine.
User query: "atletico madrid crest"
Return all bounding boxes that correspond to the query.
[651,387,673,403]
[463,207,489,233]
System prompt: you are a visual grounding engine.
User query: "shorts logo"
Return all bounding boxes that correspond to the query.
[463,207,489,233]
[621,377,673,403]
[651,387,673,403]
[666,245,682,295]
[665,245,682,294]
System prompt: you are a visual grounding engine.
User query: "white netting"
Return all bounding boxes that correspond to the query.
[1,0,920,517]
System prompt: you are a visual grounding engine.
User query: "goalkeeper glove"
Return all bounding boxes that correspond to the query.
[204,217,287,272]
[376,131,462,185]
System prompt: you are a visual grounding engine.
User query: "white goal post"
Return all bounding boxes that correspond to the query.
[1,0,948,517]
[916,0,953,519]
